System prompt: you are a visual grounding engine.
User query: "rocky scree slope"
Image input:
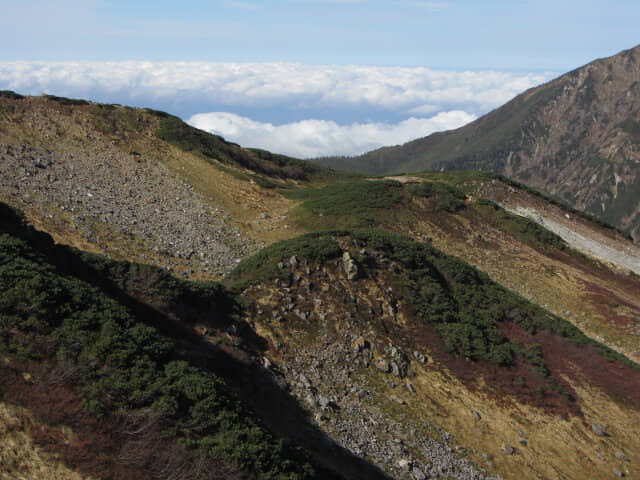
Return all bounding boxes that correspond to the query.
[0,92,334,279]
[230,230,640,480]
[317,45,640,241]
[0,201,386,480]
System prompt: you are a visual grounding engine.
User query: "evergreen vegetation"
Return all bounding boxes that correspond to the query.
[286,180,406,229]
[408,181,467,212]
[232,229,637,383]
[0,202,315,480]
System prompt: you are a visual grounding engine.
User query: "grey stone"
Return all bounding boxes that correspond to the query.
[375,358,390,373]
[592,423,606,436]
[412,467,426,480]
[388,395,405,405]
[342,251,359,280]
[299,374,311,388]
[502,444,515,455]
[397,458,412,471]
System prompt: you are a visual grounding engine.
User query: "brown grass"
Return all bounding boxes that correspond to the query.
[0,360,244,480]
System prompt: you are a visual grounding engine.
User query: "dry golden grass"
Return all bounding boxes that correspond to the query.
[157,144,305,245]
[400,360,640,480]
[407,208,640,364]
[0,403,89,480]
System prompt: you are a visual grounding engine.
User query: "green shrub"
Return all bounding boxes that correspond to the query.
[409,181,467,212]
[286,180,407,229]
[231,228,638,380]
[0,90,25,100]
[43,94,90,106]
[0,204,315,479]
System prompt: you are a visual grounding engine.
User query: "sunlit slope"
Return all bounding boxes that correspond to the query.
[317,45,640,241]
[229,230,640,480]
[0,91,350,280]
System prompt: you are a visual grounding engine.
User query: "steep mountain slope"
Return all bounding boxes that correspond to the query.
[2,92,640,480]
[0,202,387,480]
[229,230,640,480]
[278,173,640,364]
[3,198,640,480]
[0,92,344,280]
[1,93,638,364]
[316,45,640,240]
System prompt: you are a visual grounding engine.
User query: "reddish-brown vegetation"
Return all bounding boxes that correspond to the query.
[0,361,245,480]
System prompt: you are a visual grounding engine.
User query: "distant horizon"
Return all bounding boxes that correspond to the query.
[3,0,638,157]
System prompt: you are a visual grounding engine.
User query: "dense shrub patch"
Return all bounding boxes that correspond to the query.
[286,180,407,229]
[0,203,315,480]
[409,181,467,212]
[232,229,637,385]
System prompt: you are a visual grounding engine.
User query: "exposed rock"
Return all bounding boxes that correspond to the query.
[0,124,259,277]
[398,458,412,471]
[375,358,390,373]
[613,467,625,477]
[615,452,628,462]
[353,336,370,353]
[356,388,368,399]
[502,444,515,455]
[342,251,359,280]
[592,423,607,436]
[412,467,426,480]
[318,395,330,409]
[413,350,427,364]
[299,374,311,389]
[471,409,482,420]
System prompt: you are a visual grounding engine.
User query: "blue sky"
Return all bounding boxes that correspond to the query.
[1,1,638,157]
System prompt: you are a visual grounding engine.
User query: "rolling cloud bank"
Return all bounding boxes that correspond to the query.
[0,61,552,157]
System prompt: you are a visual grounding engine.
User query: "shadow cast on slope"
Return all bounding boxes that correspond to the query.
[0,202,390,480]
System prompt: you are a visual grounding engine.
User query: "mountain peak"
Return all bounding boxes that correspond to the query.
[316,45,640,241]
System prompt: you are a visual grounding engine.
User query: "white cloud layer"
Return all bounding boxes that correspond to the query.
[0,61,551,118]
[189,111,476,158]
[0,61,552,157]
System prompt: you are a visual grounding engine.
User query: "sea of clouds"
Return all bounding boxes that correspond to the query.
[0,61,552,157]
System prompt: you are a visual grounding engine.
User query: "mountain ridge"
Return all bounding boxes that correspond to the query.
[2,91,640,479]
[315,45,640,241]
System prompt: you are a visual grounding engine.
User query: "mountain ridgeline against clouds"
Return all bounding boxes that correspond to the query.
[2,88,640,480]
[317,45,640,241]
